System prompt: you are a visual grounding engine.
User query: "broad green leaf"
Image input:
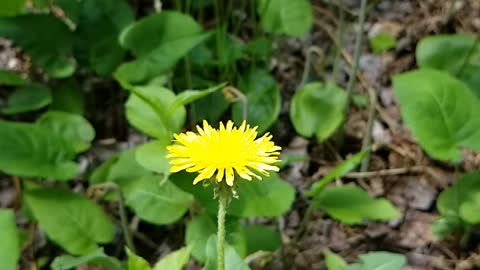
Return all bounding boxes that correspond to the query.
[393,69,480,162]
[192,91,230,123]
[307,149,369,197]
[0,0,25,17]
[185,212,217,263]
[369,32,396,54]
[0,70,28,86]
[0,14,75,78]
[204,235,250,270]
[290,82,347,142]
[416,34,480,96]
[324,249,347,270]
[136,139,171,174]
[0,209,20,270]
[90,148,152,186]
[37,111,95,153]
[232,69,281,133]
[24,188,115,255]
[242,225,281,255]
[0,120,77,180]
[1,84,52,114]
[50,248,123,270]
[258,0,312,37]
[153,247,190,270]
[173,172,295,218]
[74,0,133,75]
[125,85,186,140]
[123,176,193,225]
[345,252,406,270]
[127,248,151,270]
[117,11,210,83]
[460,193,480,223]
[214,32,245,67]
[436,172,480,235]
[312,186,400,224]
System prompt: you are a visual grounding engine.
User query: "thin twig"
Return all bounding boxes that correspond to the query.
[299,46,324,88]
[359,87,377,173]
[345,0,368,109]
[343,166,425,179]
[445,0,458,23]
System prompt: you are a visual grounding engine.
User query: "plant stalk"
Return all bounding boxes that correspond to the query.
[117,185,135,253]
[217,193,228,270]
[345,0,368,111]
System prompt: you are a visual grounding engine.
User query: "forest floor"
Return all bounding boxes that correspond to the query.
[1,0,480,269]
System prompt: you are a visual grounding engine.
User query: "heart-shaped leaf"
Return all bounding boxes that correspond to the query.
[312,186,400,224]
[24,187,115,255]
[126,248,151,270]
[257,0,312,37]
[290,82,347,142]
[0,70,28,86]
[242,225,281,255]
[416,34,480,96]
[2,84,52,114]
[36,111,95,153]
[123,176,193,225]
[0,209,20,270]
[345,252,406,270]
[232,69,281,133]
[393,69,480,162]
[204,235,250,270]
[136,139,171,175]
[324,249,347,270]
[116,11,210,83]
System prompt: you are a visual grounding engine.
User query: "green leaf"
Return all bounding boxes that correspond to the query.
[90,148,152,186]
[214,32,245,67]
[125,85,186,140]
[127,248,151,270]
[50,79,85,115]
[290,82,347,142]
[50,248,123,270]
[0,70,28,86]
[1,84,52,114]
[416,34,480,96]
[136,139,171,175]
[437,172,480,232]
[393,69,480,162]
[242,225,281,255]
[312,186,400,224]
[117,11,210,83]
[0,120,77,180]
[258,0,312,37]
[369,32,396,54]
[153,247,190,270]
[24,187,115,255]
[0,209,20,270]
[232,69,281,133]
[307,149,369,197]
[74,0,133,75]
[123,176,193,225]
[37,111,95,153]
[192,90,230,123]
[324,249,347,270]
[173,172,295,218]
[167,83,225,115]
[0,14,75,78]
[204,235,250,270]
[0,0,26,17]
[345,252,406,270]
[185,212,217,263]
[245,38,273,63]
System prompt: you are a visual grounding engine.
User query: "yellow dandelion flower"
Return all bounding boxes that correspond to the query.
[166,120,281,186]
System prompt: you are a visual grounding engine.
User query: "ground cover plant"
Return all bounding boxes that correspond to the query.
[0,0,479,269]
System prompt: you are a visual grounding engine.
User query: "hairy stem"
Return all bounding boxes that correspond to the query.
[217,193,228,270]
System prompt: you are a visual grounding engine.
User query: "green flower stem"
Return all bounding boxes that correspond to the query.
[217,192,228,270]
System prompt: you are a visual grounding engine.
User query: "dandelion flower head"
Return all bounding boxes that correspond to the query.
[166,120,281,186]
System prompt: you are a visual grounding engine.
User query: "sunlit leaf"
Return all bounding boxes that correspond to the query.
[1,84,52,114]
[0,209,20,270]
